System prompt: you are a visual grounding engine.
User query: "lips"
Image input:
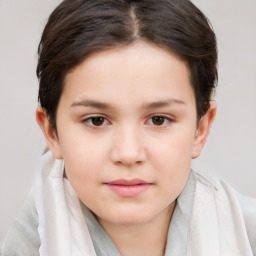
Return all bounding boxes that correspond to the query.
[104,179,153,197]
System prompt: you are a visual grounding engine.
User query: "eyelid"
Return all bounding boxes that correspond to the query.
[81,114,111,127]
[146,114,174,126]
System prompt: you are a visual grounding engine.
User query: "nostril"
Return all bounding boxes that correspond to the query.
[109,129,147,166]
[110,146,147,166]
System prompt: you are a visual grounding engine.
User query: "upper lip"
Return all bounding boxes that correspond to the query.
[105,179,152,186]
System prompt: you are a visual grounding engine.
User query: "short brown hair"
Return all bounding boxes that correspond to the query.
[37,0,217,131]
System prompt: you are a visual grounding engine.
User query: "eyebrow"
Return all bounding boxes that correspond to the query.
[142,99,186,109]
[71,100,112,109]
[70,98,186,109]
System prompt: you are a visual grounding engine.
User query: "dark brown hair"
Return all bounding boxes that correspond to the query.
[37,0,217,131]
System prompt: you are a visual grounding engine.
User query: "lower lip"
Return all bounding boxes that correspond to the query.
[106,184,152,197]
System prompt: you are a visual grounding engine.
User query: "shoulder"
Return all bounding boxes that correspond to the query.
[1,151,62,256]
[194,172,256,255]
[236,192,256,255]
[1,192,40,256]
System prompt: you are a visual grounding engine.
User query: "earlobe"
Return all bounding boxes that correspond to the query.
[36,107,63,159]
[192,101,217,159]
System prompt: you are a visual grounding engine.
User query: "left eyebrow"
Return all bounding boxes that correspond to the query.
[142,98,186,109]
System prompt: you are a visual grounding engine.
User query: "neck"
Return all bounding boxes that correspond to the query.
[98,201,176,256]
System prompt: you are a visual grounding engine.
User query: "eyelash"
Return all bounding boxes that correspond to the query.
[82,116,110,127]
[146,115,173,127]
[81,115,174,128]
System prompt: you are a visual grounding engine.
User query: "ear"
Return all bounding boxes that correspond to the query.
[192,101,217,159]
[36,107,63,159]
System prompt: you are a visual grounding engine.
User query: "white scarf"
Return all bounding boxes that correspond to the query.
[33,151,253,256]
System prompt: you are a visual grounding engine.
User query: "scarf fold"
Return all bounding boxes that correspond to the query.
[33,152,97,256]
[188,173,253,256]
[33,152,253,255]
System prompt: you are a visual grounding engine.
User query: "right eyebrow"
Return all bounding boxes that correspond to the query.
[70,99,113,109]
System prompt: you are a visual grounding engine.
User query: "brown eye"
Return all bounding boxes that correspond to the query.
[91,117,105,126]
[152,116,165,125]
[82,116,110,127]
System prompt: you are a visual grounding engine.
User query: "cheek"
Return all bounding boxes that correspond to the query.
[59,135,110,195]
[59,124,109,166]
[149,128,195,168]
[148,129,195,191]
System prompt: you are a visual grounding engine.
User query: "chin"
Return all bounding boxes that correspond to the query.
[105,215,152,226]
[97,207,161,226]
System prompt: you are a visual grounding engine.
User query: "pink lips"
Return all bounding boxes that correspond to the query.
[105,179,152,197]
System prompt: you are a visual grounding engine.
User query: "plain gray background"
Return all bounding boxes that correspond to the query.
[0,0,255,246]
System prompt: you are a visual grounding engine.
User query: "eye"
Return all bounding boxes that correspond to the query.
[82,116,109,127]
[147,115,172,126]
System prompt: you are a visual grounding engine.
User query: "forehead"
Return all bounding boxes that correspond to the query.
[61,42,195,108]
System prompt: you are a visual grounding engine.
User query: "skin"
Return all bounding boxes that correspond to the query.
[36,42,216,256]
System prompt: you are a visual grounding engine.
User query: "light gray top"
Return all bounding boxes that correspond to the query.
[1,171,255,255]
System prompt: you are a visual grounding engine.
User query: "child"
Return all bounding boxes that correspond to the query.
[1,0,255,255]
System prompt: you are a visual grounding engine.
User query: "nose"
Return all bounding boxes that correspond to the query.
[110,125,147,167]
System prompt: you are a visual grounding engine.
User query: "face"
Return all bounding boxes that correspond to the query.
[37,42,215,228]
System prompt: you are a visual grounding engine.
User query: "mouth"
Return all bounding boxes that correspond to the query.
[104,179,153,197]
